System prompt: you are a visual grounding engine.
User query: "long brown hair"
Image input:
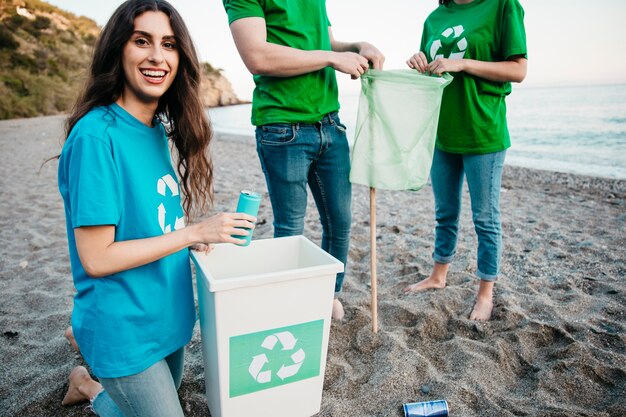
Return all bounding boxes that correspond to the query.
[65,0,213,217]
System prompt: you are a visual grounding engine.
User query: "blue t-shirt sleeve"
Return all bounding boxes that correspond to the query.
[68,134,122,228]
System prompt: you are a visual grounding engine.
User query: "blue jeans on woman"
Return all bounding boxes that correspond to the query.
[430,148,506,281]
[255,112,352,293]
[90,347,185,416]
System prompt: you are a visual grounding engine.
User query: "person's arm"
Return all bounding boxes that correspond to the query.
[407,51,527,83]
[75,213,255,278]
[328,27,385,71]
[228,17,371,78]
[428,55,527,83]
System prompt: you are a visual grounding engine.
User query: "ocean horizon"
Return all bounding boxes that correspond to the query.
[208,83,626,180]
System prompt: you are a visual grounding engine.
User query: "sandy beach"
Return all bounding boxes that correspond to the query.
[0,114,624,416]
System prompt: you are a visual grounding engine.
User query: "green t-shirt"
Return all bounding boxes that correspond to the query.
[224,0,340,126]
[420,0,527,154]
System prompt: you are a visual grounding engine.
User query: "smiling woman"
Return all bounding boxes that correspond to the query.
[119,12,179,114]
[55,1,257,416]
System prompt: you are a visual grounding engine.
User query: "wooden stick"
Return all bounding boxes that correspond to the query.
[370,187,378,333]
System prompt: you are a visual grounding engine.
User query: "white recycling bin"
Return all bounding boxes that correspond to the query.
[191,236,343,417]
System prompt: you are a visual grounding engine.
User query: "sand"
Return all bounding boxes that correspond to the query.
[0,114,624,416]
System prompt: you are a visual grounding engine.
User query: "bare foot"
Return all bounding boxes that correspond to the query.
[469,280,495,321]
[332,298,345,321]
[469,297,493,321]
[402,276,446,293]
[403,262,449,294]
[62,366,101,406]
[64,327,79,352]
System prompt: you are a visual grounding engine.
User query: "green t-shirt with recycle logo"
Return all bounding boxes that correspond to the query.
[420,0,527,154]
[223,0,339,126]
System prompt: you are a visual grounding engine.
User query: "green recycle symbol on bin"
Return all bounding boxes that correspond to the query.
[229,319,323,398]
[248,331,306,383]
[430,25,467,61]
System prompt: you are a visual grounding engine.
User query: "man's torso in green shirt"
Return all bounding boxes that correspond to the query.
[224,0,340,126]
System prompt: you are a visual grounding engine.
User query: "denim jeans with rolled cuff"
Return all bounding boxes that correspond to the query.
[255,112,352,294]
[430,148,506,281]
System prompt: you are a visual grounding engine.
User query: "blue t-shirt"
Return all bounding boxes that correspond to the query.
[58,103,195,378]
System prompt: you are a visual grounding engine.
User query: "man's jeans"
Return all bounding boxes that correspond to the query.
[256,112,351,293]
[91,347,185,416]
[430,148,506,281]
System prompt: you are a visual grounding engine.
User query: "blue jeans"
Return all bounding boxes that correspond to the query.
[90,347,185,416]
[256,112,352,293]
[430,148,506,281]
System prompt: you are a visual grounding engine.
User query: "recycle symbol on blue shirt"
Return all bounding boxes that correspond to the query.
[430,25,467,61]
[156,173,185,233]
[248,331,305,383]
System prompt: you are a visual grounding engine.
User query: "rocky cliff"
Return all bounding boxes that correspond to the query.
[200,62,243,107]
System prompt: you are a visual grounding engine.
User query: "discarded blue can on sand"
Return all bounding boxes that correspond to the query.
[233,190,261,246]
[403,399,449,417]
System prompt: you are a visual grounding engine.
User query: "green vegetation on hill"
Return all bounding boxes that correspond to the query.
[0,0,100,119]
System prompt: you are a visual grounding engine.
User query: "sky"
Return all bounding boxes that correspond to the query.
[44,0,626,100]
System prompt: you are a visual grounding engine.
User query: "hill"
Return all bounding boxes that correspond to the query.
[0,0,241,120]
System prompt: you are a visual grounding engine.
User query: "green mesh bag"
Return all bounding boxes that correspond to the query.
[350,69,452,191]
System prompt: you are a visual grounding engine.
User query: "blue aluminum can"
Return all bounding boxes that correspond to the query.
[234,190,261,246]
[403,400,449,417]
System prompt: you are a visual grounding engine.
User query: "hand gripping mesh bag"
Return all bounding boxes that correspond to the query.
[350,70,452,191]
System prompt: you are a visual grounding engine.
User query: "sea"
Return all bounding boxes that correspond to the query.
[208,83,626,180]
